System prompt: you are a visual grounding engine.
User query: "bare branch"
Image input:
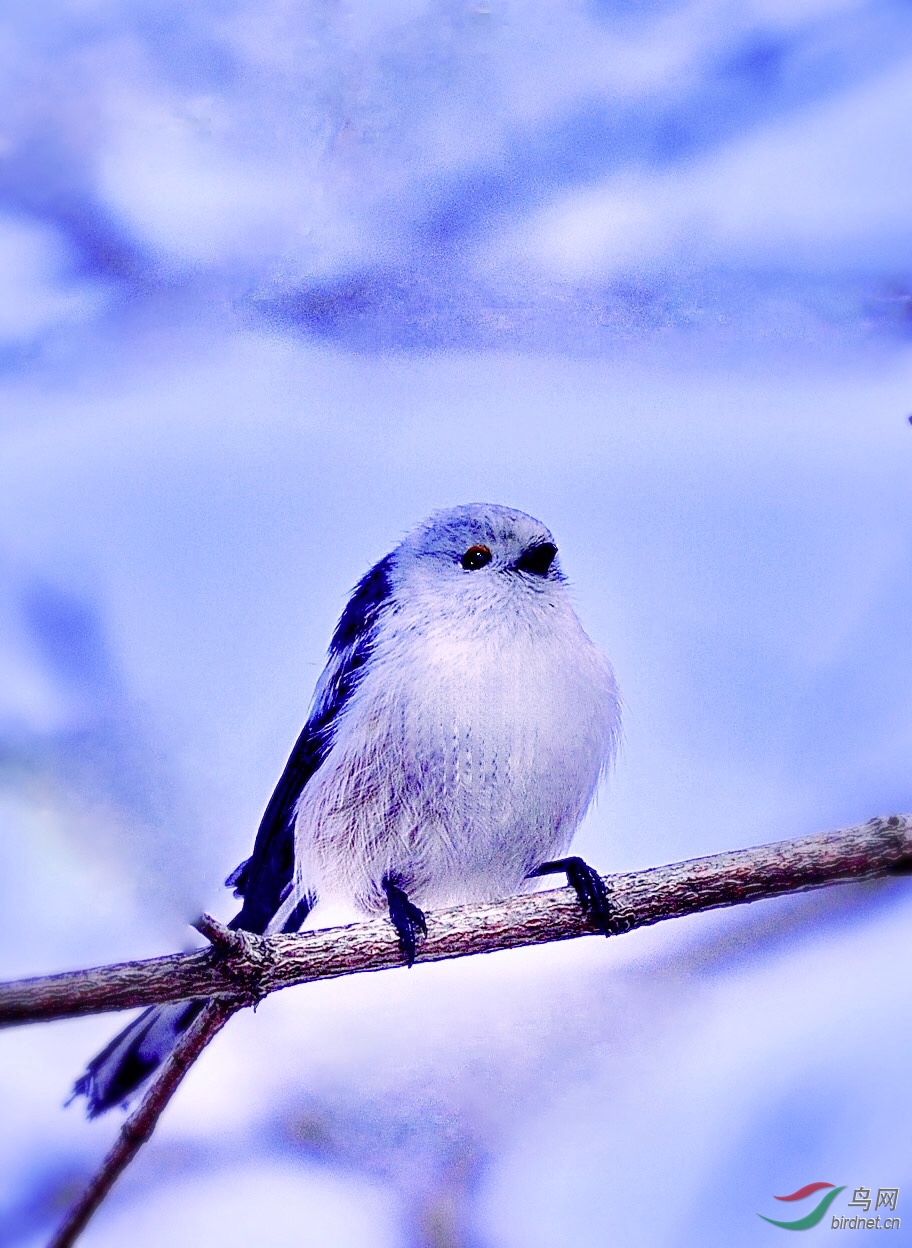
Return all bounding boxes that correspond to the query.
[47,999,236,1248]
[29,814,912,1248]
[3,814,910,1030]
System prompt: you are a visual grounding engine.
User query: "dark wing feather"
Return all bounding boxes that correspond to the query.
[227,554,394,934]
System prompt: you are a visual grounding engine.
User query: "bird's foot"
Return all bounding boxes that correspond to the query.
[528,856,617,936]
[383,878,427,967]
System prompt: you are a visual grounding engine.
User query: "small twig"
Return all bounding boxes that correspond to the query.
[191,912,250,956]
[1,814,910,1030]
[47,999,235,1248]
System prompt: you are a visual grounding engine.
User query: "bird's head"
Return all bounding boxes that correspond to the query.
[393,504,564,608]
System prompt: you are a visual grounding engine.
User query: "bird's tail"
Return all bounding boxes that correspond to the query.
[71,999,206,1117]
[72,826,313,1116]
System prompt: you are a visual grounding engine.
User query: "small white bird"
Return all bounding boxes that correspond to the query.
[75,504,621,1115]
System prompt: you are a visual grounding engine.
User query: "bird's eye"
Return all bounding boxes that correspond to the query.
[515,542,557,576]
[461,544,492,570]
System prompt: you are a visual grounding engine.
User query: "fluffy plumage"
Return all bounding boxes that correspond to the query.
[74,504,620,1116]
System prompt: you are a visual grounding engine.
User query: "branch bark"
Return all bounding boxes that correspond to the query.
[3,814,910,1029]
[47,1000,235,1248]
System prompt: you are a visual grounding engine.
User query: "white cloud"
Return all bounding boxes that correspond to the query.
[95,83,369,273]
[488,55,912,280]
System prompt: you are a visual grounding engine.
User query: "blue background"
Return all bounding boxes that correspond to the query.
[0,2,911,1244]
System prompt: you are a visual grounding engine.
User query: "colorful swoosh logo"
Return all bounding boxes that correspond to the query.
[775,1183,835,1202]
[758,1183,846,1230]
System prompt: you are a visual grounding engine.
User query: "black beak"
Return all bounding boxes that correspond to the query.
[514,542,557,576]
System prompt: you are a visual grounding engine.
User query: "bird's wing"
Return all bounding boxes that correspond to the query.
[227,553,395,934]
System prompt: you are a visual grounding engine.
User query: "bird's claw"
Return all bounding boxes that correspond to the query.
[383,878,427,966]
[528,856,616,936]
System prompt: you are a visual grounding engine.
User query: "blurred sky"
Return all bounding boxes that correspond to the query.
[1,2,911,1247]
